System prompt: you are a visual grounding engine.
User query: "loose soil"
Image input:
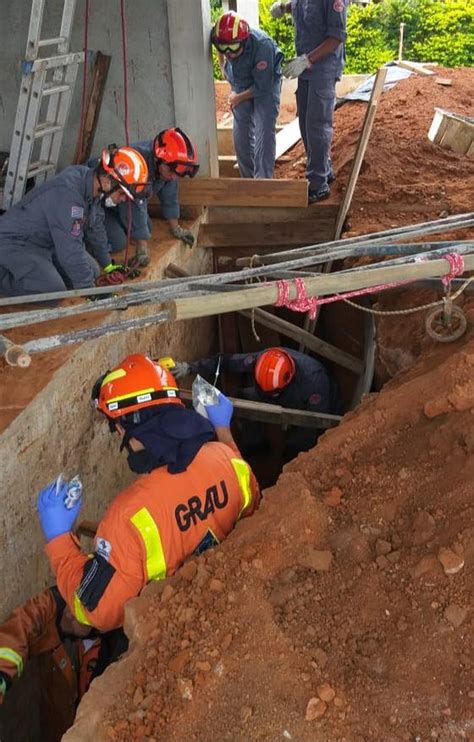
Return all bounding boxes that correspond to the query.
[67,323,474,742]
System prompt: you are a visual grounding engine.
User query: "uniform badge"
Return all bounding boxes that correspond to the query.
[71,206,84,219]
[71,219,83,237]
[333,0,344,11]
[256,60,268,70]
[95,537,112,561]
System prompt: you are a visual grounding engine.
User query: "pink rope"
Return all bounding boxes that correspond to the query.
[274,253,465,317]
[442,253,464,286]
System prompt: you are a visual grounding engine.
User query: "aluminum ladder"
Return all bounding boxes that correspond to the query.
[3,0,84,209]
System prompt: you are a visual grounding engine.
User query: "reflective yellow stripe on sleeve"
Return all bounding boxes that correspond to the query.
[73,594,92,626]
[0,647,24,676]
[231,458,253,518]
[130,507,167,581]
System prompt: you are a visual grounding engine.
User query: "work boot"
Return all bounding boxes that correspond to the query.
[308,184,331,205]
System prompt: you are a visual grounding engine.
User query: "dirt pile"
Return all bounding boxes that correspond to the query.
[66,328,473,742]
[276,67,474,234]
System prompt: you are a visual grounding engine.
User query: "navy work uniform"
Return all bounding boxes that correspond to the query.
[292,0,348,192]
[224,29,284,179]
[190,348,341,458]
[89,141,179,253]
[0,167,110,295]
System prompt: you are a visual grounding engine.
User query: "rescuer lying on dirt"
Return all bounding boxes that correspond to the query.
[37,354,260,632]
[173,346,341,460]
[0,586,127,742]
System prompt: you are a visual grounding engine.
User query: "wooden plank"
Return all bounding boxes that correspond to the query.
[178,177,308,208]
[198,219,337,249]
[275,118,301,159]
[204,203,339,225]
[179,390,341,429]
[73,51,111,163]
[218,125,284,156]
[334,67,387,239]
[396,60,434,76]
[239,307,364,374]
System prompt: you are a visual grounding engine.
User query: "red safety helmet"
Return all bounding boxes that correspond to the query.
[92,354,183,419]
[212,11,250,52]
[153,128,199,178]
[100,145,150,200]
[254,348,296,393]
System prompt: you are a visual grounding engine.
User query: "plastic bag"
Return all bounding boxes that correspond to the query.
[55,473,83,510]
[192,375,220,419]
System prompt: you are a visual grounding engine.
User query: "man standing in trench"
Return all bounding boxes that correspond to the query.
[270,0,348,203]
[36,354,260,631]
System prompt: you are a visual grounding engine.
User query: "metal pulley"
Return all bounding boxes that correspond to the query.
[425,299,467,343]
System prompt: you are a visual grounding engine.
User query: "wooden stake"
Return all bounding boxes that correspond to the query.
[334,67,388,240]
[73,52,111,164]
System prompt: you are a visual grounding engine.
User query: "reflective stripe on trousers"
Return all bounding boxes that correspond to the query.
[231,458,253,518]
[131,507,167,581]
[0,647,24,675]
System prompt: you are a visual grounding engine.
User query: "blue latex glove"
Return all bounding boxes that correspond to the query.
[205,392,234,429]
[37,478,82,542]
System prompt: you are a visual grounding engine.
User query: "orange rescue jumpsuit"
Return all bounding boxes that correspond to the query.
[46,441,260,631]
[0,588,117,742]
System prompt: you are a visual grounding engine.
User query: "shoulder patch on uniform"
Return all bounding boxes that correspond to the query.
[71,206,84,219]
[333,0,344,11]
[256,60,268,70]
[94,537,112,562]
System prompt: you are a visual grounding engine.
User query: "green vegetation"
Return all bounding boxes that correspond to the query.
[210,0,473,77]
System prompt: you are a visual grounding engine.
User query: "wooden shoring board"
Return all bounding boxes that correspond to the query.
[73,52,111,164]
[275,118,302,159]
[239,307,363,374]
[203,203,339,225]
[198,218,336,249]
[334,67,388,239]
[218,124,284,156]
[428,108,474,156]
[396,60,434,76]
[178,177,308,208]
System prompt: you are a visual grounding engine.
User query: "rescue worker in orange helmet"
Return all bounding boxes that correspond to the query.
[88,128,199,267]
[0,586,126,742]
[173,347,341,461]
[0,145,149,295]
[36,354,260,632]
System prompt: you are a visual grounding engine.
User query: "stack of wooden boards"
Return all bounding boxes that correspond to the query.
[428,108,474,157]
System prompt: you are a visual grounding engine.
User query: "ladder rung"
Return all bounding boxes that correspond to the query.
[38,37,67,48]
[43,83,71,96]
[34,122,65,139]
[28,160,56,178]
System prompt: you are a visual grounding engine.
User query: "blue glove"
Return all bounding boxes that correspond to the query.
[205,392,234,429]
[37,478,82,542]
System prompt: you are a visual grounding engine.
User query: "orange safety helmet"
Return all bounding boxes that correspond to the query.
[100,145,150,200]
[153,128,199,178]
[254,348,296,393]
[93,354,183,419]
[212,11,250,49]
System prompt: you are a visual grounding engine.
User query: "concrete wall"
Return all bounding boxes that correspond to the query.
[0,238,215,624]
[0,0,217,175]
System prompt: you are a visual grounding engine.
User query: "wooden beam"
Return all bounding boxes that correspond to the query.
[203,203,339,225]
[178,177,308,208]
[334,67,387,240]
[198,219,336,249]
[239,308,363,374]
[179,390,341,429]
[396,60,434,76]
[167,252,474,321]
[73,51,111,163]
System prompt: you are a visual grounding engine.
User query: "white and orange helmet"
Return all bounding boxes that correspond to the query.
[100,145,150,201]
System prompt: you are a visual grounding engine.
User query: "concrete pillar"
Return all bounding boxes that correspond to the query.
[223,0,260,28]
[167,0,218,177]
